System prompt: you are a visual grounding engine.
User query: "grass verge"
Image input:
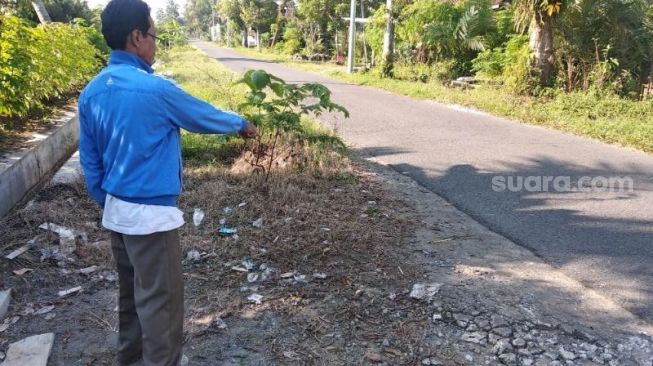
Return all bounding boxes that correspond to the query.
[233,46,653,154]
[156,46,349,173]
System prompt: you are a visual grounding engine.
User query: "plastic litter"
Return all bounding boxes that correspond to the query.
[247,273,259,283]
[252,218,263,228]
[223,207,234,214]
[39,223,75,244]
[283,351,298,359]
[186,250,201,262]
[293,274,307,282]
[219,218,226,225]
[78,266,99,275]
[98,270,118,282]
[242,259,254,271]
[39,247,68,263]
[39,223,87,254]
[238,202,247,207]
[192,209,205,227]
[35,305,55,315]
[218,227,237,236]
[261,267,274,281]
[58,286,82,297]
[247,293,263,304]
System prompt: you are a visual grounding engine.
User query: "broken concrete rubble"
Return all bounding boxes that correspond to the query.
[5,245,31,260]
[2,333,55,366]
[409,283,442,301]
[38,223,78,252]
[0,289,11,319]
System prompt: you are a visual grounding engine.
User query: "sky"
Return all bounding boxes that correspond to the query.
[86,0,188,19]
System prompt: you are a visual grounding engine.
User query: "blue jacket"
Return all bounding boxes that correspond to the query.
[79,50,246,207]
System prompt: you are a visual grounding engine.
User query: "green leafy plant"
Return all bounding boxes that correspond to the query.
[0,15,101,126]
[158,19,187,50]
[236,69,349,180]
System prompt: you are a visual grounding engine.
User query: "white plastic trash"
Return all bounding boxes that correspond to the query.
[193,209,205,227]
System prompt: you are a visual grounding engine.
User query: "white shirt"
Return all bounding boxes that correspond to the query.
[102,194,185,235]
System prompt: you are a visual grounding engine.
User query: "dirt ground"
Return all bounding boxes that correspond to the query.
[1,152,652,366]
[0,100,78,155]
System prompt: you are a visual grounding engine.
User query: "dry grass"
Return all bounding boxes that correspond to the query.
[0,179,109,266]
[0,154,427,364]
[176,161,427,363]
[0,45,435,364]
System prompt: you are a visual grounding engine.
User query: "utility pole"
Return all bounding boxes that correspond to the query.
[211,9,215,41]
[381,0,394,77]
[346,0,356,73]
[360,0,368,66]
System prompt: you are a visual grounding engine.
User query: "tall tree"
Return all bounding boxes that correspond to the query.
[239,0,276,50]
[269,0,288,47]
[217,0,247,46]
[381,0,394,77]
[31,0,51,23]
[185,0,213,37]
[4,0,93,24]
[513,0,565,85]
[163,0,181,22]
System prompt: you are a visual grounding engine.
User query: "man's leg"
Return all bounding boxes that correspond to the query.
[122,229,184,366]
[110,232,144,365]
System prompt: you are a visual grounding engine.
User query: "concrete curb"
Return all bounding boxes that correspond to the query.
[0,114,79,217]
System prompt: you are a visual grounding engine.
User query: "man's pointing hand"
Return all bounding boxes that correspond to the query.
[240,122,258,139]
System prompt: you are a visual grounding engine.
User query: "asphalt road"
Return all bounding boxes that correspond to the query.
[192,42,653,322]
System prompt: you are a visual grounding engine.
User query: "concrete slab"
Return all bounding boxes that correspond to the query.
[50,150,82,185]
[0,289,10,319]
[0,109,78,217]
[2,333,54,366]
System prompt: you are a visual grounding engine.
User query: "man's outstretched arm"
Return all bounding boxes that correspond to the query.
[161,80,256,136]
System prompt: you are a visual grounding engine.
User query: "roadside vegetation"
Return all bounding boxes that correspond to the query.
[180,0,653,154]
[156,46,350,176]
[0,3,109,151]
[235,46,653,154]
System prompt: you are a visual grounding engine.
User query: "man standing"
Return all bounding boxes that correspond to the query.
[78,0,257,365]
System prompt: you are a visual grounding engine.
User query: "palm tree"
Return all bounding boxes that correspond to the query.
[513,0,564,85]
[422,1,495,59]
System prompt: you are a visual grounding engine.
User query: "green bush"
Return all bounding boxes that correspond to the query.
[281,20,302,55]
[472,47,505,78]
[73,18,110,58]
[158,19,187,50]
[0,15,101,124]
[472,35,535,92]
[393,60,458,83]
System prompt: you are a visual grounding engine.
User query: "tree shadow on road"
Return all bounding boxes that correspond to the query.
[356,146,653,330]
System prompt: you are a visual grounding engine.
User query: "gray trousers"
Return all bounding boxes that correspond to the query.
[110,229,183,366]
